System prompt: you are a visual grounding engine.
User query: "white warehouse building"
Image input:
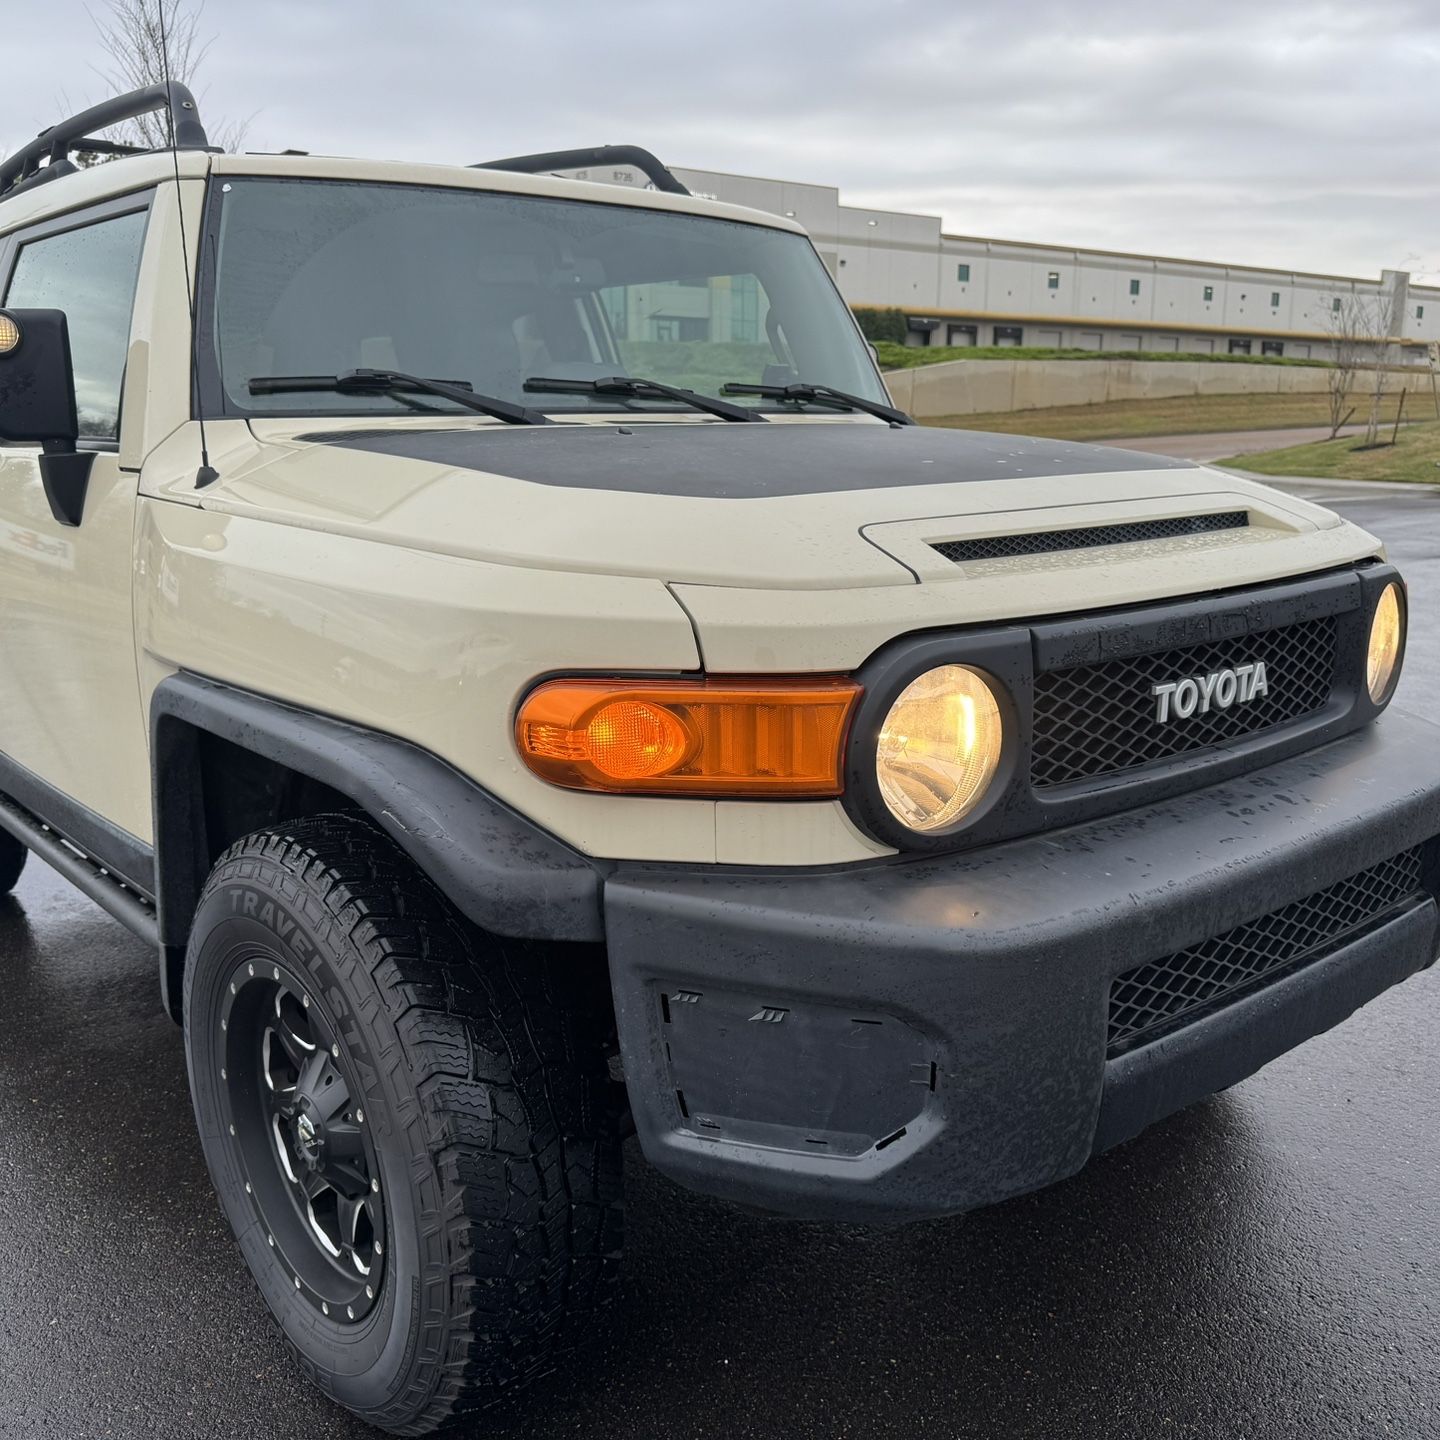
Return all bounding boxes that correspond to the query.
[575,160,1437,364]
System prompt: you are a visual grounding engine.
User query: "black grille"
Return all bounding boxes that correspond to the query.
[933,511,1249,564]
[1108,848,1425,1056]
[1031,615,1336,789]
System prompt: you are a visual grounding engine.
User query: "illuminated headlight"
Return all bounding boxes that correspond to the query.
[1367,582,1405,703]
[875,665,1004,833]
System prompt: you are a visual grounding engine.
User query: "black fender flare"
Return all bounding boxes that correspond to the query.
[151,674,606,1016]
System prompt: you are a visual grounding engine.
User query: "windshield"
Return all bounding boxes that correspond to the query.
[201,178,888,418]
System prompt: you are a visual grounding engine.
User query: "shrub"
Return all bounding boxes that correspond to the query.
[852,307,909,345]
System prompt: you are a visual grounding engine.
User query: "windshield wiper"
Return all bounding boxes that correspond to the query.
[249,369,551,425]
[720,381,915,426]
[523,374,766,423]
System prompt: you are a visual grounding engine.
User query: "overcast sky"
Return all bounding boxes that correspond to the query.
[6,0,1437,280]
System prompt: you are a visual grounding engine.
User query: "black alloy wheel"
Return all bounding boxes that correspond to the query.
[220,959,385,1323]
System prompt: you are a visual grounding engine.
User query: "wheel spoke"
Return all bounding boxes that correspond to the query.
[338,1196,378,1276]
[312,1070,353,1126]
[339,1195,363,1251]
[261,1030,299,1114]
[271,1113,301,1184]
[295,1046,329,1100]
[324,1119,365,1161]
[300,1167,333,1203]
[323,1156,371,1200]
[272,992,316,1069]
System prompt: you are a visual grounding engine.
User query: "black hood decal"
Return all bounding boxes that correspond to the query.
[296,421,1194,499]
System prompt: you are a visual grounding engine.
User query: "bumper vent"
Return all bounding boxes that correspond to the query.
[1107,847,1426,1057]
[1031,614,1336,789]
[932,510,1249,565]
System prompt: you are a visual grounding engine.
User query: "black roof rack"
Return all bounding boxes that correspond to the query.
[473,145,690,196]
[0,82,212,203]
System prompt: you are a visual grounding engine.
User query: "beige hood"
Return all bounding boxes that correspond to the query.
[143,416,1371,604]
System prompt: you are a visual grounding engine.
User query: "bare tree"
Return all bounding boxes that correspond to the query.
[1361,276,1406,448]
[90,0,247,153]
[1319,294,1370,440]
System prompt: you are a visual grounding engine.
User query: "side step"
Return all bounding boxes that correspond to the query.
[0,789,158,946]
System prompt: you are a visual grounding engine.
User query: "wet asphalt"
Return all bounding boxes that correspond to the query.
[2,480,1440,1440]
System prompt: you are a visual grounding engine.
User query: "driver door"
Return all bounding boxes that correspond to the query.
[0,194,155,863]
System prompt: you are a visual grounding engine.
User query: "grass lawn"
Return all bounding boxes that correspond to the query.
[875,341,1329,370]
[923,391,1418,442]
[1218,418,1440,484]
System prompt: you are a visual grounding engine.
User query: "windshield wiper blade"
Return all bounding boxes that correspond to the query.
[720,381,915,426]
[249,369,551,425]
[523,374,766,423]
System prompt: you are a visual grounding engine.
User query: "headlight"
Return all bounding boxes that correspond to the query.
[875,665,1004,833]
[1367,582,1405,703]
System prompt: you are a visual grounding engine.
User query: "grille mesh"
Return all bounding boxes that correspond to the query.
[1031,615,1336,789]
[1108,848,1425,1056]
[933,511,1249,564]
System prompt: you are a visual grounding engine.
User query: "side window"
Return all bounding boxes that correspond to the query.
[4,209,148,440]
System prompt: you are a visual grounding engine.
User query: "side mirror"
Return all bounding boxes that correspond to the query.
[0,308,95,527]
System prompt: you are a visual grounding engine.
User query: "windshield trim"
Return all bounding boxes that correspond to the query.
[191,173,890,426]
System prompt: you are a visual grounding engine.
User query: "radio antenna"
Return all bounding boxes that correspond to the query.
[156,1,218,488]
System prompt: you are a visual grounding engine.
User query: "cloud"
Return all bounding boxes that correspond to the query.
[4,0,1437,279]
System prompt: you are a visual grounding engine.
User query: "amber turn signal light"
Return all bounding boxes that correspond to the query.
[516,677,861,796]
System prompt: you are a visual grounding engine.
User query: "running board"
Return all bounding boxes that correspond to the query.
[0,789,159,946]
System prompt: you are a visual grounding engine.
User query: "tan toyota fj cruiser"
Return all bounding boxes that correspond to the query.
[0,84,1434,1435]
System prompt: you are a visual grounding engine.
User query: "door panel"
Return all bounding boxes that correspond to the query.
[0,452,151,838]
[0,196,154,841]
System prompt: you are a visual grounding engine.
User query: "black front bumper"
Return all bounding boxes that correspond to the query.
[604,709,1440,1224]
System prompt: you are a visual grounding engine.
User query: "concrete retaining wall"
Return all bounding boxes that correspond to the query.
[882,357,1337,419]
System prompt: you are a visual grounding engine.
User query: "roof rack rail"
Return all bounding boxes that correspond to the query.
[473,145,690,196]
[0,82,212,203]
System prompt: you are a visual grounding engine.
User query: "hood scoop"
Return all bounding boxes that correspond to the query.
[931,510,1251,565]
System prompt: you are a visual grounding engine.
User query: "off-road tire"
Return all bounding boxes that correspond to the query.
[184,814,623,1435]
[0,830,26,893]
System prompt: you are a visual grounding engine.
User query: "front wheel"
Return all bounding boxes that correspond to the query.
[184,815,623,1435]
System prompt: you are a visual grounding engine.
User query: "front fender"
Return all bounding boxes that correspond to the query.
[150,673,606,1016]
